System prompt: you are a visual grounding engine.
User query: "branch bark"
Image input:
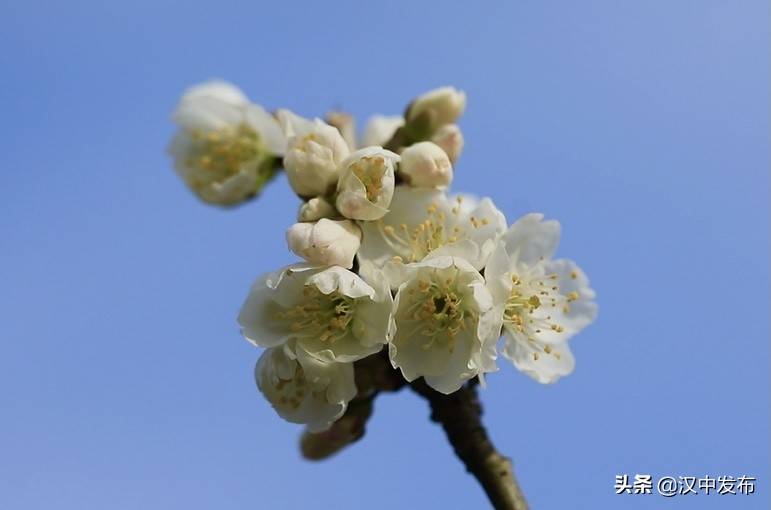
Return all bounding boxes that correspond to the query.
[410,380,529,510]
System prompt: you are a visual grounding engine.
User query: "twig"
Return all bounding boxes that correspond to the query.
[410,379,529,510]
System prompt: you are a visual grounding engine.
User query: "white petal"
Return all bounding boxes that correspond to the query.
[179,80,248,107]
[452,197,507,269]
[358,187,445,267]
[237,274,293,348]
[275,109,315,137]
[502,333,575,384]
[427,239,480,269]
[502,213,561,267]
[306,266,376,300]
[268,264,320,308]
[256,344,356,432]
[173,95,242,132]
[535,258,598,342]
[167,131,195,178]
[206,169,257,205]
[424,327,478,394]
[474,305,501,377]
[295,345,357,405]
[362,115,404,147]
[244,104,286,155]
[483,242,514,304]
[358,187,505,271]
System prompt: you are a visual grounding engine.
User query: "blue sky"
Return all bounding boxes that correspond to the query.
[0,1,767,508]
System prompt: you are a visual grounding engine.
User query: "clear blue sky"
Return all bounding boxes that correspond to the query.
[1,1,767,508]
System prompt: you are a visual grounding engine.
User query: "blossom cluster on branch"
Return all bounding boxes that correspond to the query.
[168,81,597,434]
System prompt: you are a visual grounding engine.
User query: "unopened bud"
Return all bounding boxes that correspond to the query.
[286,218,361,268]
[336,147,399,221]
[297,197,337,222]
[405,87,466,133]
[431,124,464,163]
[399,142,453,189]
[278,110,350,198]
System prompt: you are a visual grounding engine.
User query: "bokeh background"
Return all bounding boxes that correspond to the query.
[1,1,768,508]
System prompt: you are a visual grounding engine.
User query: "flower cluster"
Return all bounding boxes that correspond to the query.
[169,82,597,433]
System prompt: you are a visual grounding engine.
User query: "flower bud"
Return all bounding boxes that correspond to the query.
[399,142,453,189]
[286,219,361,268]
[430,124,464,163]
[297,197,337,222]
[405,86,466,133]
[279,110,350,198]
[336,147,399,221]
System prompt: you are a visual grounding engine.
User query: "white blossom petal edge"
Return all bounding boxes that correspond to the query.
[485,213,598,383]
[238,263,394,363]
[256,342,356,432]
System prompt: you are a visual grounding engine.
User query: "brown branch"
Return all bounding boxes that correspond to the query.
[410,379,529,510]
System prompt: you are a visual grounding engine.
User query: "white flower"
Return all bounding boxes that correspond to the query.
[362,115,404,147]
[297,197,338,222]
[388,255,499,394]
[358,187,506,274]
[430,124,464,163]
[336,147,399,221]
[399,141,453,189]
[485,214,598,384]
[286,219,361,269]
[256,342,356,432]
[278,110,350,197]
[238,264,394,363]
[168,80,287,206]
[406,86,466,132]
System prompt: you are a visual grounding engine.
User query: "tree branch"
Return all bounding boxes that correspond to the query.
[410,380,529,510]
